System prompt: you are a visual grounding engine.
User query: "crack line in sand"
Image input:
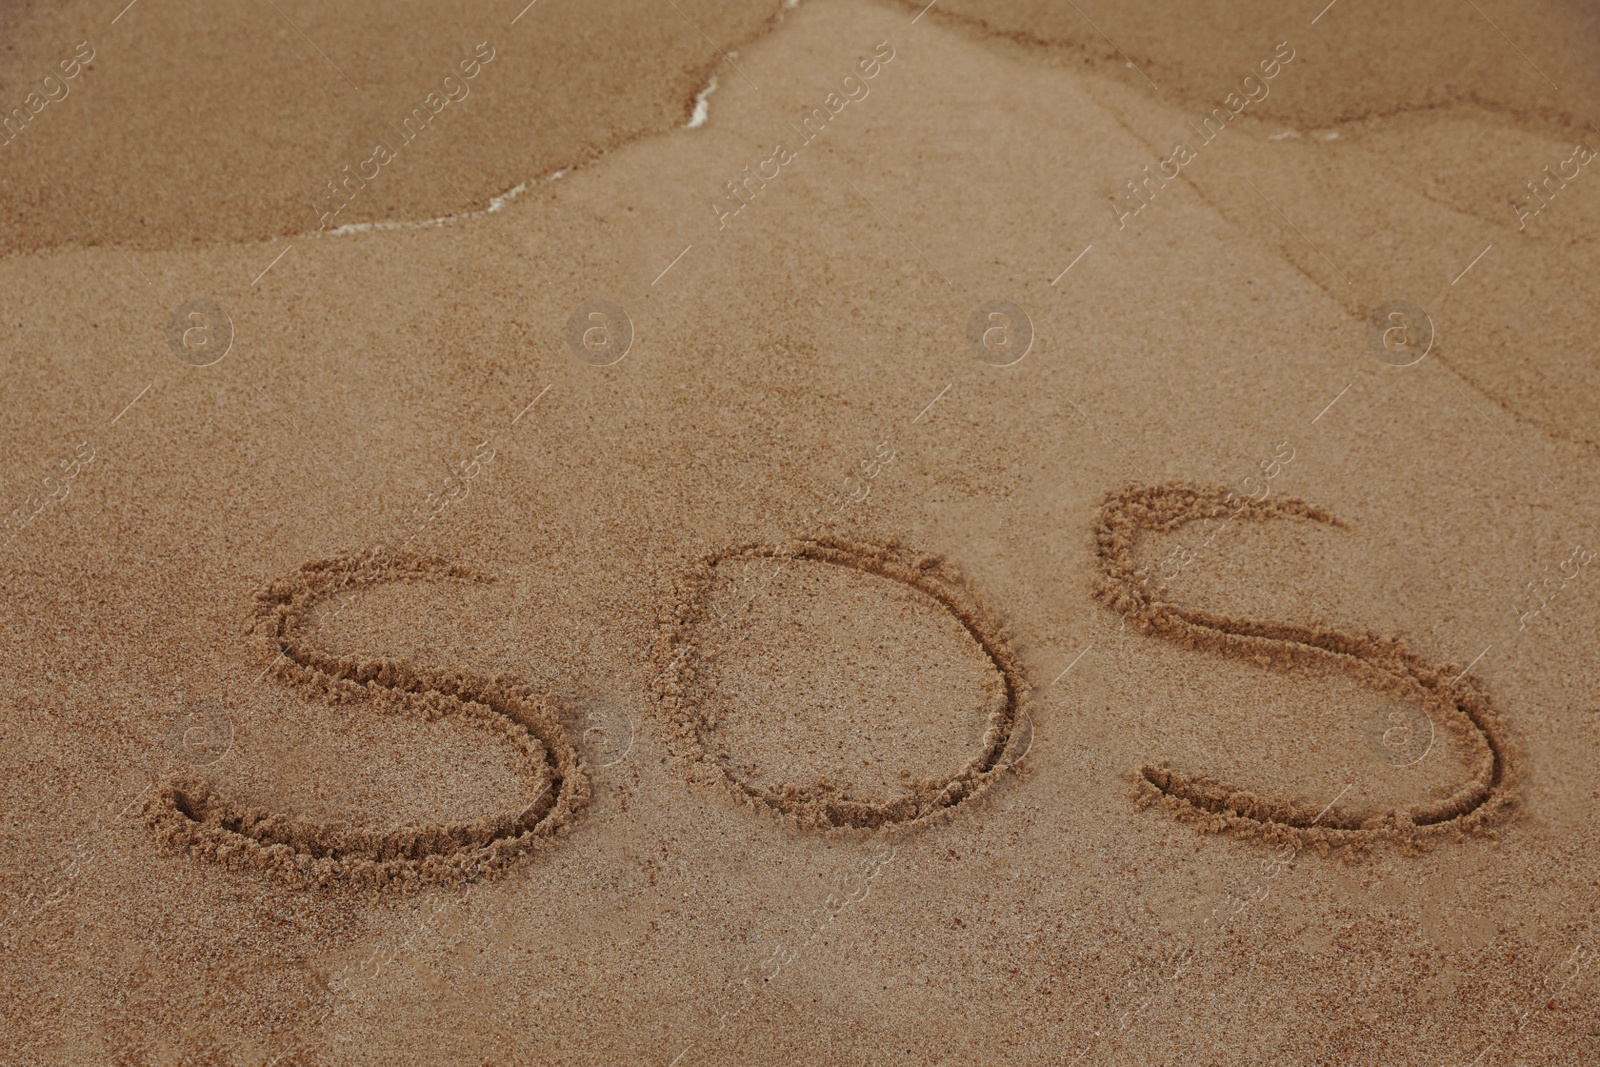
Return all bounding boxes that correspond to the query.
[1243,177,1352,287]
[655,536,1029,831]
[1440,372,1564,501]
[1095,483,1518,848]
[1063,0,1159,92]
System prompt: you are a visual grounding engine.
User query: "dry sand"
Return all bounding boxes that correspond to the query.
[3,0,1599,1063]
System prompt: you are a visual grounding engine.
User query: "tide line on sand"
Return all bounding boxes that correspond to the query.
[316,65,719,239]
[316,171,565,238]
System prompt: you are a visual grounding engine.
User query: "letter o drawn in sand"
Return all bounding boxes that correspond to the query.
[654,536,1030,831]
[1094,484,1517,850]
[143,551,590,890]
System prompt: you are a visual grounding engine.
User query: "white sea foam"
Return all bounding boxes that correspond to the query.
[686,76,718,130]
[316,170,563,237]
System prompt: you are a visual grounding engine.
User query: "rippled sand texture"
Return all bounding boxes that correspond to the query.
[2,0,1599,1064]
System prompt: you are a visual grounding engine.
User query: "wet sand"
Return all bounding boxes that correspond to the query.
[0,0,787,253]
[3,0,1599,1063]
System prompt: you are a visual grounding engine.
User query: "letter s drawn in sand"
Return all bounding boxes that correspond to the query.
[143,551,590,889]
[1093,483,1516,850]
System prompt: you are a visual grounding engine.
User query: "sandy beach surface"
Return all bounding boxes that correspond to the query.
[3,0,1599,1064]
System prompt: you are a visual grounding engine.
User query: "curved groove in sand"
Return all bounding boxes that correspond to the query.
[143,551,589,889]
[1093,483,1517,848]
[654,536,1030,831]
